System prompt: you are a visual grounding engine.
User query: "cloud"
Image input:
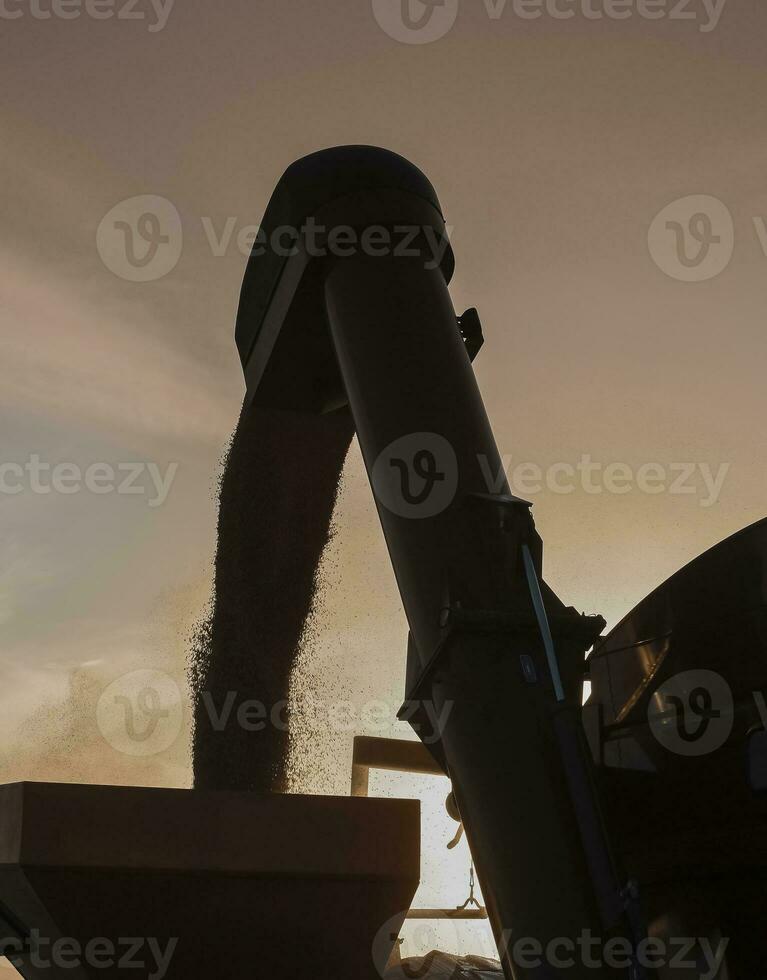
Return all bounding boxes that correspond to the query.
[0,242,236,451]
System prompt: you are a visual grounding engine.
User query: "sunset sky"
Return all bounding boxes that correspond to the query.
[1,0,766,960]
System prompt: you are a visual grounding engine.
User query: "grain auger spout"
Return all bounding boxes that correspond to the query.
[235,145,643,979]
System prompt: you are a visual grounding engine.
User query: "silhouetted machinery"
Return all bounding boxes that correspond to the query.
[1,147,764,980]
[236,146,767,979]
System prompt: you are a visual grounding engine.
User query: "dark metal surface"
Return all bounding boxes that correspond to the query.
[0,783,420,979]
[588,517,767,735]
[235,145,454,412]
[587,519,767,975]
[322,240,628,977]
[235,144,451,372]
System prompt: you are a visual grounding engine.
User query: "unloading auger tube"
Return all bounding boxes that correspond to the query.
[234,145,646,980]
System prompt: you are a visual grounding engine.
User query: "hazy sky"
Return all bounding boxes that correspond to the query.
[1,0,766,958]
